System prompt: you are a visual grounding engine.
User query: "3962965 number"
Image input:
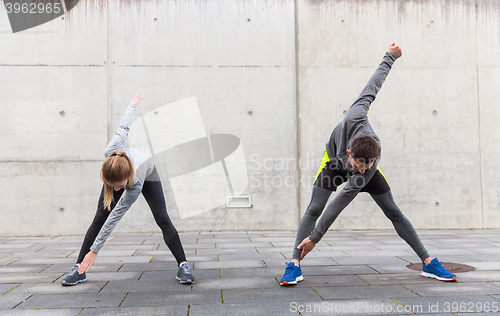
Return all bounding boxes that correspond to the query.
[5,2,61,14]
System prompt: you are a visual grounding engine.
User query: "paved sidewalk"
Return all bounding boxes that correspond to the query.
[1,229,500,315]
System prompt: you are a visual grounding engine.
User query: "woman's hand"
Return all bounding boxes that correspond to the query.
[78,251,97,274]
[131,92,143,105]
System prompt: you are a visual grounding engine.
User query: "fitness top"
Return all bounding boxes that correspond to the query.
[309,52,398,243]
[90,103,156,254]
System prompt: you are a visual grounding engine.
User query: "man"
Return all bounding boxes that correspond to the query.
[280,42,456,285]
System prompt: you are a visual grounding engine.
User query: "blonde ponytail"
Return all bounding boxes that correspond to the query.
[101,151,135,210]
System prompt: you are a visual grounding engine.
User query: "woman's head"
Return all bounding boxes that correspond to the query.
[101,151,135,210]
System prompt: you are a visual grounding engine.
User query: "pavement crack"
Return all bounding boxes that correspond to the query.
[399,284,422,297]
[3,284,21,294]
[310,287,324,300]
[395,256,412,264]
[52,272,66,283]
[137,271,145,281]
[220,290,224,304]
[11,294,33,310]
[116,263,125,272]
[118,292,129,307]
[355,275,371,285]
[39,264,53,273]
[98,281,109,293]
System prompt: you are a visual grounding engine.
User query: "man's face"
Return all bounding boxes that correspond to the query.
[347,150,374,174]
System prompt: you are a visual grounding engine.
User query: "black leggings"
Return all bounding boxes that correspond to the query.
[77,179,186,265]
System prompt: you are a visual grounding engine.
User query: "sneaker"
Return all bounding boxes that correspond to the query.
[176,262,194,284]
[280,262,303,285]
[61,265,87,286]
[421,258,457,282]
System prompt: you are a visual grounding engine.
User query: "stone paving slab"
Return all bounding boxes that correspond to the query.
[43,263,123,273]
[120,290,222,306]
[99,280,192,293]
[0,273,63,283]
[404,282,500,297]
[0,309,82,316]
[195,247,257,255]
[188,302,300,316]
[301,265,379,276]
[78,306,188,316]
[332,256,411,265]
[217,252,286,261]
[356,273,437,285]
[116,262,179,272]
[194,276,278,291]
[219,267,285,278]
[8,282,107,295]
[453,271,500,282]
[314,284,418,300]
[194,259,267,270]
[366,264,415,274]
[2,230,500,315]
[0,294,31,310]
[138,270,212,282]
[0,284,19,294]
[293,275,368,287]
[17,293,127,309]
[222,288,322,304]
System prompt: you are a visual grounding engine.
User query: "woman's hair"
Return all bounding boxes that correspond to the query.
[101,151,135,210]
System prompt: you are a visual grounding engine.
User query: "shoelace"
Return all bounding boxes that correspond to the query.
[181,264,191,275]
[283,262,295,276]
[432,259,447,272]
[68,266,79,276]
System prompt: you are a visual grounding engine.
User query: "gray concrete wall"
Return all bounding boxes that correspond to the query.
[0,0,499,236]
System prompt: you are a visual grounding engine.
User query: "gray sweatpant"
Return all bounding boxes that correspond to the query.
[292,187,430,262]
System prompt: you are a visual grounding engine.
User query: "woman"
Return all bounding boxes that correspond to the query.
[61,93,194,286]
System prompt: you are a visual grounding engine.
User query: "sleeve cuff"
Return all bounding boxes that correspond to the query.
[89,245,100,254]
[309,231,321,244]
[386,52,397,62]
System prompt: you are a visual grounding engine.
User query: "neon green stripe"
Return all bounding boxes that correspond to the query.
[314,151,331,184]
[377,167,390,188]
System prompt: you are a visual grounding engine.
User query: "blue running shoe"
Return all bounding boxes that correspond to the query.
[280,262,303,285]
[421,258,457,282]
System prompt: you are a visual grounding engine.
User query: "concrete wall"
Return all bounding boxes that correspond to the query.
[0,0,499,236]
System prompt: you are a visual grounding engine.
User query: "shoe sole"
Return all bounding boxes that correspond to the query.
[280,275,303,286]
[176,276,194,284]
[61,278,87,286]
[421,271,457,282]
